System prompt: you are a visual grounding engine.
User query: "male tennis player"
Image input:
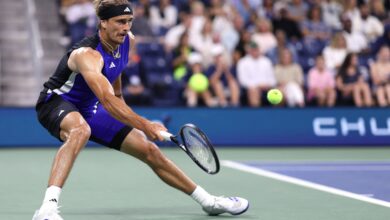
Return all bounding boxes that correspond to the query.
[32,1,249,219]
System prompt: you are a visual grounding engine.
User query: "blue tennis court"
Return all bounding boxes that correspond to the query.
[224,160,390,207]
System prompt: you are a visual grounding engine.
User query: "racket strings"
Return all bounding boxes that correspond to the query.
[182,128,217,172]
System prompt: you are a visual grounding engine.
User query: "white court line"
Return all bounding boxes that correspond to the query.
[222,160,390,208]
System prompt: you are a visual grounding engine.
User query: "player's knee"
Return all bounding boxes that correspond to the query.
[69,122,91,143]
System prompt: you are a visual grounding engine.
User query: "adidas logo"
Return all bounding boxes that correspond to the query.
[49,199,57,203]
[124,7,131,12]
[109,62,116,68]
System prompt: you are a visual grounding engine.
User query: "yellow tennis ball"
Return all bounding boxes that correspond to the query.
[189,73,209,93]
[267,89,283,105]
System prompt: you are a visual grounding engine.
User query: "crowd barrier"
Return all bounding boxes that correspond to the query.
[0,107,389,146]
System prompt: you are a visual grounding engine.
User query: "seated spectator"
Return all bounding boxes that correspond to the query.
[64,0,96,47]
[340,15,368,54]
[237,41,276,107]
[286,0,309,23]
[321,0,343,31]
[369,0,389,22]
[371,24,390,56]
[274,48,305,107]
[370,46,390,107]
[301,5,331,56]
[149,0,178,36]
[171,31,195,81]
[185,53,216,107]
[131,2,156,39]
[273,7,303,42]
[307,55,336,107]
[165,13,192,52]
[206,45,240,107]
[336,53,373,107]
[266,29,298,65]
[355,3,384,43]
[323,32,348,72]
[251,18,277,54]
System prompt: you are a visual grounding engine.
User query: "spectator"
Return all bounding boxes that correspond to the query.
[185,53,216,107]
[340,15,368,54]
[64,0,96,47]
[172,31,195,81]
[370,46,390,107]
[321,0,343,31]
[354,3,384,43]
[307,55,336,107]
[323,32,348,72]
[131,2,156,39]
[192,17,220,68]
[206,45,240,107]
[342,0,360,32]
[237,41,276,107]
[336,53,373,107]
[257,0,276,20]
[164,13,192,52]
[274,48,305,107]
[372,24,390,56]
[267,29,298,65]
[369,0,389,22]
[251,18,277,54]
[301,5,331,56]
[287,0,309,23]
[149,0,178,36]
[273,7,303,42]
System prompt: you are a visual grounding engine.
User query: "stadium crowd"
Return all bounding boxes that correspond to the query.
[57,0,390,108]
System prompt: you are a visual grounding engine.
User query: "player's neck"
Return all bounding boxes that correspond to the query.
[99,31,121,59]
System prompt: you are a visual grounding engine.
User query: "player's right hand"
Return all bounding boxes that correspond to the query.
[143,121,167,141]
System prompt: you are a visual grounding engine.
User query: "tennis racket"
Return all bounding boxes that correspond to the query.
[159,124,220,174]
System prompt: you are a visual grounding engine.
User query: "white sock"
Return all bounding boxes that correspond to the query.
[43,186,62,204]
[190,185,214,207]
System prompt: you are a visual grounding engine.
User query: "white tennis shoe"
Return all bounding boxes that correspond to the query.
[202,196,249,216]
[32,202,63,220]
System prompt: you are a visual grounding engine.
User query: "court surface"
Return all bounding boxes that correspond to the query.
[1,147,390,220]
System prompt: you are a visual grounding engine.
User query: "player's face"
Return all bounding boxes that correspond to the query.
[104,14,133,44]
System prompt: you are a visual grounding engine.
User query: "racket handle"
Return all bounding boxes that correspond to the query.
[159,131,173,141]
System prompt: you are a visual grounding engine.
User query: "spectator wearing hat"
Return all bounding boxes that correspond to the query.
[237,41,276,107]
[206,45,240,107]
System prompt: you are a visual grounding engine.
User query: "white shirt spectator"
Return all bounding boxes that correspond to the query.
[237,55,276,88]
[323,46,347,72]
[65,1,95,27]
[149,3,178,31]
[343,31,368,53]
[354,15,384,42]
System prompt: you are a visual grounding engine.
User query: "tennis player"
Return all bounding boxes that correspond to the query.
[32,1,249,219]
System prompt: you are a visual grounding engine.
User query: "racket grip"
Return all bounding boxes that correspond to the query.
[159,131,173,141]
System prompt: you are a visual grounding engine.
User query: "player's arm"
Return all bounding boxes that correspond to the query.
[68,47,166,140]
[112,75,123,100]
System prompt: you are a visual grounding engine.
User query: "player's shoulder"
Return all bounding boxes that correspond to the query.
[70,47,102,61]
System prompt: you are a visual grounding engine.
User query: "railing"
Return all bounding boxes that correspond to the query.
[26,0,43,95]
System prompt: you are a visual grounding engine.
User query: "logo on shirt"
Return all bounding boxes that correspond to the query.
[124,7,131,12]
[109,62,116,68]
[58,110,65,117]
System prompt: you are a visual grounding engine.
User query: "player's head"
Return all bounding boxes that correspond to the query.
[94,0,133,44]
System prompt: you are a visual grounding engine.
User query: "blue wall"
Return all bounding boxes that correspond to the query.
[0,108,389,146]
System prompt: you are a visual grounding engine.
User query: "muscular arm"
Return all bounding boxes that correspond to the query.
[113,75,123,99]
[68,47,165,140]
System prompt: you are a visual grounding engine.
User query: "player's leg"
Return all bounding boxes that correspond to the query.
[120,129,249,215]
[33,95,90,220]
[120,129,196,194]
[87,105,249,216]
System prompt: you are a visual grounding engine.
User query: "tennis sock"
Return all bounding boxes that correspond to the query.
[43,186,62,204]
[190,185,214,207]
